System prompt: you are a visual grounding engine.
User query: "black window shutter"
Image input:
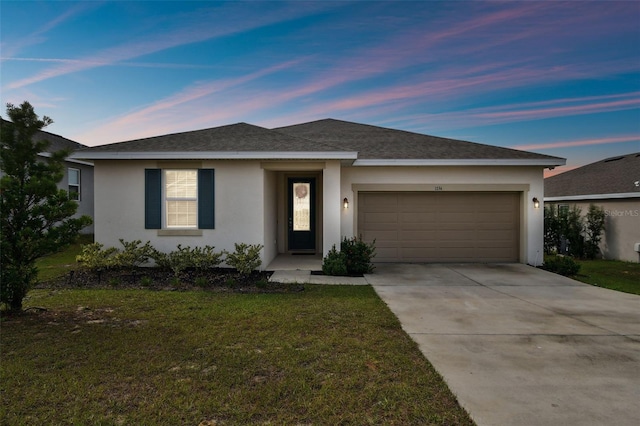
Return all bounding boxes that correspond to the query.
[145,169,162,229]
[198,169,215,229]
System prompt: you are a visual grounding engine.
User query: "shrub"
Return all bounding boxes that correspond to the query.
[76,243,119,271]
[112,239,156,269]
[152,245,224,277]
[224,243,263,276]
[322,245,348,276]
[542,256,581,277]
[152,245,194,277]
[341,236,376,275]
[322,237,376,276]
[584,205,605,260]
[190,245,224,273]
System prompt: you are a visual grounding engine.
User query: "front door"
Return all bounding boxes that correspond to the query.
[288,178,316,252]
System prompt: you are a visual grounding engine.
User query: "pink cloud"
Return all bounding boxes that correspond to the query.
[512,135,640,151]
[73,60,303,145]
[544,166,580,178]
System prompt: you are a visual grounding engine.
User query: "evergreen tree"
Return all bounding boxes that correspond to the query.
[1,102,92,312]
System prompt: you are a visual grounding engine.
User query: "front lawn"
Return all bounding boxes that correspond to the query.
[1,286,473,425]
[35,234,93,282]
[574,259,640,295]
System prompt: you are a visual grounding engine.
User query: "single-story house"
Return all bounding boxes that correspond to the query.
[72,119,564,268]
[1,119,94,234]
[545,152,640,262]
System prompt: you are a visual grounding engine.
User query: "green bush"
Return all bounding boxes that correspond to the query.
[190,245,224,272]
[153,244,224,275]
[542,256,581,277]
[112,239,156,269]
[224,243,263,276]
[341,237,376,275]
[76,243,119,271]
[322,237,376,276]
[322,245,348,276]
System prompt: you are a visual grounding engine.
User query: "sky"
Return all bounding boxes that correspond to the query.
[1,1,639,177]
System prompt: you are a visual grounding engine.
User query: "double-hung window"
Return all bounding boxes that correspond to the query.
[68,168,80,201]
[145,168,215,230]
[165,170,197,228]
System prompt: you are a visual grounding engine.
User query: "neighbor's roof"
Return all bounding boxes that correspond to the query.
[1,118,90,164]
[545,152,640,200]
[72,118,565,166]
[33,128,87,153]
[276,119,565,165]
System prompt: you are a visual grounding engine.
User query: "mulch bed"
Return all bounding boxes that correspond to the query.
[35,267,304,294]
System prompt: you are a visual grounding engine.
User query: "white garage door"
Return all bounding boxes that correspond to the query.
[358,192,520,262]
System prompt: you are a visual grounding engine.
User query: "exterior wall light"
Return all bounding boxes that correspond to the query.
[343,197,349,209]
[532,197,540,209]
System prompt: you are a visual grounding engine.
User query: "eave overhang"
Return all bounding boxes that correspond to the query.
[352,158,566,167]
[70,151,359,161]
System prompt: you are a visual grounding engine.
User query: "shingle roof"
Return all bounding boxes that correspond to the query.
[79,122,340,153]
[275,119,563,161]
[545,152,640,198]
[1,118,87,152]
[74,118,564,165]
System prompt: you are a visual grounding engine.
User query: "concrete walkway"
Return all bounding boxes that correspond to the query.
[369,263,640,426]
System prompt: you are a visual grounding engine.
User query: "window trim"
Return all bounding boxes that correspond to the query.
[164,169,198,229]
[144,168,215,231]
[68,168,80,201]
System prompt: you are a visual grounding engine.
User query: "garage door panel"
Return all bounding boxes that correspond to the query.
[401,212,437,223]
[358,192,519,262]
[363,230,398,240]
[364,212,398,223]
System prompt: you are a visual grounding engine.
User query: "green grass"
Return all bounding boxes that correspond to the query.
[35,234,93,282]
[574,259,640,295]
[1,286,473,425]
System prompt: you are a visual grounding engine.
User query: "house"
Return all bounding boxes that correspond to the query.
[72,119,564,268]
[545,152,640,262]
[1,119,94,234]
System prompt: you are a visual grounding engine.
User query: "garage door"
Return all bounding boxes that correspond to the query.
[358,192,520,262]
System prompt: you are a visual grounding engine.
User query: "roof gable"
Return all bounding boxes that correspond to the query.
[545,152,640,198]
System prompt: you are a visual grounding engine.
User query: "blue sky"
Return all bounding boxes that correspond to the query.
[1,1,639,176]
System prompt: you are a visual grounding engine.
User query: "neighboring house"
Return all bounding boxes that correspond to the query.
[72,119,564,268]
[1,119,95,234]
[545,152,640,262]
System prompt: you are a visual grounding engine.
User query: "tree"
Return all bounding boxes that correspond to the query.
[584,204,605,259]
[1,102,92,312]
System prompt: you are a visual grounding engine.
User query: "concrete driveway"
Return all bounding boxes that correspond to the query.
[369,263,640,426]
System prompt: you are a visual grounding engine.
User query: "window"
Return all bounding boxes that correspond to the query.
[68,168,80,201]
[145,168,215,230]
[165,170,197,228]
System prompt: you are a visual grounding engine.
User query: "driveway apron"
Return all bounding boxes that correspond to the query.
[369,263,640,426]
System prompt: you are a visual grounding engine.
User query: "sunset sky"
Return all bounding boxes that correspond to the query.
[1,1,639,176]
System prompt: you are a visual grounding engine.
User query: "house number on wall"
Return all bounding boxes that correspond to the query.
[434,186,443,191]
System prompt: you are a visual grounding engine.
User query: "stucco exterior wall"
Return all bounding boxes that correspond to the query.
[263,169,278,266]
[62,161,94,234]
[94,160,266,266]
[547,199,640,262]
[340,165,545,265]
[323,161,342,257]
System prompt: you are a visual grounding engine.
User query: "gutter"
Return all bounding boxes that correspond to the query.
[70,151,359,161]
[544,192,640,202]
